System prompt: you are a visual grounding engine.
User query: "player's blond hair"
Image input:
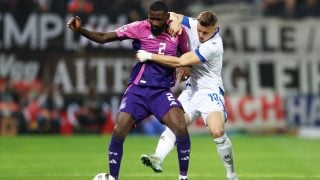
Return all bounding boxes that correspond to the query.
[197,11,218,27]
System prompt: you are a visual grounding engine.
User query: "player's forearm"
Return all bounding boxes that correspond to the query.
[78,28,119,44]
[150,54,183,68]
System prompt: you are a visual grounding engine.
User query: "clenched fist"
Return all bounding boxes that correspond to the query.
[136,50,152,62]
[67,16,81,32]
[177,66,191,82]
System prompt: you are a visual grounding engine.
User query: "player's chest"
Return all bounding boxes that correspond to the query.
[140,34,179,54]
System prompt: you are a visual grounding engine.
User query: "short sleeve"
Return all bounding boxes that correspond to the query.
[115,21,141,39]
[195,39,223,63]
[181,16,191,29]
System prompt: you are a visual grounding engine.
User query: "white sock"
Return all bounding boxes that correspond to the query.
[154,126,176,162]
[214,134,235,176]
[179,174,188,179]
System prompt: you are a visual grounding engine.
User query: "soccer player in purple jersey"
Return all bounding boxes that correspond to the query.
[67,1,190,180]
[137,11,238,180]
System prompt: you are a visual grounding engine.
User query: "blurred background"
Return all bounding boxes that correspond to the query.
[0,0,319,138]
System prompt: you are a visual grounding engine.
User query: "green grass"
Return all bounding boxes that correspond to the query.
[0,134,320,180]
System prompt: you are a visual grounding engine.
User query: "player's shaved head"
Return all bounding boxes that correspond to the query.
[148,0,169,36]
[148,0,168,13]
[197,11,218,27]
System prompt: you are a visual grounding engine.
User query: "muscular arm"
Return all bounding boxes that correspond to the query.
[67,16,121,44]
[78,28,120,44]
[149,51,202,68]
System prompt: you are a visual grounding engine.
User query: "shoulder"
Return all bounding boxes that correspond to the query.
[117,20,148,32]
[182,16,197,29]
[201,36,223,54]
[211,35,223,47]
[115,20,150,38]
[132,20,149,27]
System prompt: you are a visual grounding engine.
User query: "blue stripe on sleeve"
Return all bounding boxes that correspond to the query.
[195,49,206,62]
[181,16,191,29]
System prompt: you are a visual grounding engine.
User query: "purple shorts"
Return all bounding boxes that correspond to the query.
[119,84,183,123]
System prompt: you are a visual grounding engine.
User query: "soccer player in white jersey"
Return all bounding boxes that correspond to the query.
[136,11,238,180]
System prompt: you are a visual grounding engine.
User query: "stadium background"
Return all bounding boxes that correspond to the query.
[1,0,319,136]
[1,0,320,179]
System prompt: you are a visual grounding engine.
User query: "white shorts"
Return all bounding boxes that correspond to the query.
[178,87,227,125]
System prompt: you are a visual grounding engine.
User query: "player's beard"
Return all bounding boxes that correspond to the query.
[151,24,167,36]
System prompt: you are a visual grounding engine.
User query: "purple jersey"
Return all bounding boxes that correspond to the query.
[115,20,190,88]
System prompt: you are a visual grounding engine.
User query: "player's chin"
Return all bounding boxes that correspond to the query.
[152,26,161,31]
[151,28,162,36]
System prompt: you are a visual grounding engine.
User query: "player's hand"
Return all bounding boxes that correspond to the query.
[136,50,152,62]
[168,20,182,37]
[67,16,82,32]
[177,66,192,82]
[168,12,182,37]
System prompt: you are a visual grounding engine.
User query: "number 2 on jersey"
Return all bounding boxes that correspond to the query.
[166,93,175,101]
[158,42,166,54]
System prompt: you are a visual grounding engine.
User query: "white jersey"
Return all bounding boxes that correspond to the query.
[182,16,224,91]
[179,16,227,123]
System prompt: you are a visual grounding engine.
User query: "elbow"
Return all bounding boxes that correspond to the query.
[99,37,109,44]
[100,37,118,44]
[91,38,106,44]
[99,34,110,44]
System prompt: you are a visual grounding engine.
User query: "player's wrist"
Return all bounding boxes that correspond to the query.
[137,50,152,62]
[145,51,152,60]
[78,27,86,33]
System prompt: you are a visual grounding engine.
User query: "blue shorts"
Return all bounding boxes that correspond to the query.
[119,84,183,123]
